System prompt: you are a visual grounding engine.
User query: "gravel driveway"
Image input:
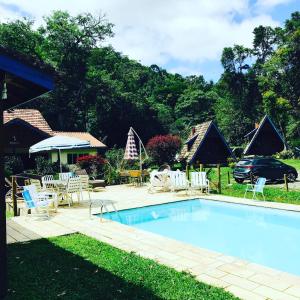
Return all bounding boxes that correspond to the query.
[269,169,300,190]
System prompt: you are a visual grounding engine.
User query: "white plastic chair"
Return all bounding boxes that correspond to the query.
[59,172,73,182]
[23,184,58,217]
[148,170,170,193]
[190,172,210,193]
[244,177,266,200]
[169,170,190,192]
[62,176,81,206]
[41,175,55,190]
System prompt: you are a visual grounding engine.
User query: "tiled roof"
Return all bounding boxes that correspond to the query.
[179,121,212,163]
[4,109,107,148]
[53,132,107,148]
[4,109,53,135]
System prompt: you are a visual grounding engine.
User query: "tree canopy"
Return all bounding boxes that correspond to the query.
[1,10,299,148]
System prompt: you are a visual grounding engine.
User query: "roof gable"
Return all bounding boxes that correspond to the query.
[4,109,53,135]
[180,121,232,164]
[243,115,285,156]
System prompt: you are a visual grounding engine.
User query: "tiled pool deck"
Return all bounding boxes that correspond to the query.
[8,185,300,300]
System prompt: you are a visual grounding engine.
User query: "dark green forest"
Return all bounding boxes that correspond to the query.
[1,11,299,148]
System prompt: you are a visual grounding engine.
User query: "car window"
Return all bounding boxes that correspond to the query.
[269,160,283,166]
[255,159,271,165]
[238,160,252,166]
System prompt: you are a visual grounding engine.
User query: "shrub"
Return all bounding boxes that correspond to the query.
[35,156,63,176]
[105,148,125,170]
[76,155,106,177]
[104,148,129,184]
[274,150,296,159]
[146,135,181,165]
[4,156,24,177]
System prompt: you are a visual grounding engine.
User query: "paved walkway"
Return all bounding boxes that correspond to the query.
[7,185,300,300]
[7,218,75,243]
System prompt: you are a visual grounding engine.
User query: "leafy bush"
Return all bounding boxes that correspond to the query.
[4,156,24,177]
[104,148,127,184]
[274,150,296,159]
[35,156,63,176]
[76,155,106,177]
[146,135,181,165]
[105,148,125,170]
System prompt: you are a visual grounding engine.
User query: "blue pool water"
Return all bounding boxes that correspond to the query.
[102,199,300,275]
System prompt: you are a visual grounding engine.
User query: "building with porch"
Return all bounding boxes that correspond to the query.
[4,109,106,169]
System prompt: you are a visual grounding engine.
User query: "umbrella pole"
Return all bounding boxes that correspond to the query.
[139,140,142,184]
[59,149,62,173]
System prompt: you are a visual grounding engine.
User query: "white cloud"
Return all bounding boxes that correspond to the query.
[0,0,282,77]
[255,0,293,9]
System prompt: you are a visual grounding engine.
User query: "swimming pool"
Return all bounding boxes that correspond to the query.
[102,199,300,276]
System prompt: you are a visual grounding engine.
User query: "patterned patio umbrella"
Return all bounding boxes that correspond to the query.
[124,127,139,160]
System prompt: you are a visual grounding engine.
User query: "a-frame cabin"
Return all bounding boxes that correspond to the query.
[180,121,233,165]
[244,115,285,156]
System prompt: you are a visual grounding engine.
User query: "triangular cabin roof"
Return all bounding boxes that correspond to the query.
[243,115,285,156]
[180,121,232,165]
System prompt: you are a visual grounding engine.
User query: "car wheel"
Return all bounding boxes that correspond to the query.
[235,178,244,184]
[287,172,297,183]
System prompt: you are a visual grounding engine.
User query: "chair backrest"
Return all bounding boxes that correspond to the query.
[22,189,36,209]
[42,175,54,190]
[23,184,41,208]
[128,170,141,178]
[190,172,207,187]
[75,169,88,176]
[67,176,81,193]
[79,175,89,190]
[254,177,266,193]
[120,170,130,177]
[42,175,54,183]
[59,172,73,182]
[30,179,42,193]
[170,170,187,187]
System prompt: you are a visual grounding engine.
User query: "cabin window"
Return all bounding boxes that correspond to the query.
[67,153,78,164]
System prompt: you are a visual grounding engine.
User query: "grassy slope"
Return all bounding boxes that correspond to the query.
[8,233,238,300]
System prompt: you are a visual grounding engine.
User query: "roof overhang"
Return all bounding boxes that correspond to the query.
[0,48,55,110]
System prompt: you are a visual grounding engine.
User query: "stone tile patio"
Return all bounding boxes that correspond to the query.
[7,184,300,300]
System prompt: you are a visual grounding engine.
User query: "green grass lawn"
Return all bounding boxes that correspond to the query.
[6,210,13,219]
[8,233,238,300]
[207,162,300,204]
[281,159,300,170]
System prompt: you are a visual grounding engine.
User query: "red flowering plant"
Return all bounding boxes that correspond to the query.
[146,135,181,165]
[76,155,107,177]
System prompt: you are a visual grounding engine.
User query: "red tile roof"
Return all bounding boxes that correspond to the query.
[4,109,107,148]
[4,109,53,134]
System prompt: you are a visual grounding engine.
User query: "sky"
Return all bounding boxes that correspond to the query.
[0,0,299,81]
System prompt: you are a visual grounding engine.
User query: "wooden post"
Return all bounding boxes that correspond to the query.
[200,164,203,172]
[186,164,189,180]
[227,171,231,185]
[284,174,289,192]
[217,164,221,194]
[12,176,18,216]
